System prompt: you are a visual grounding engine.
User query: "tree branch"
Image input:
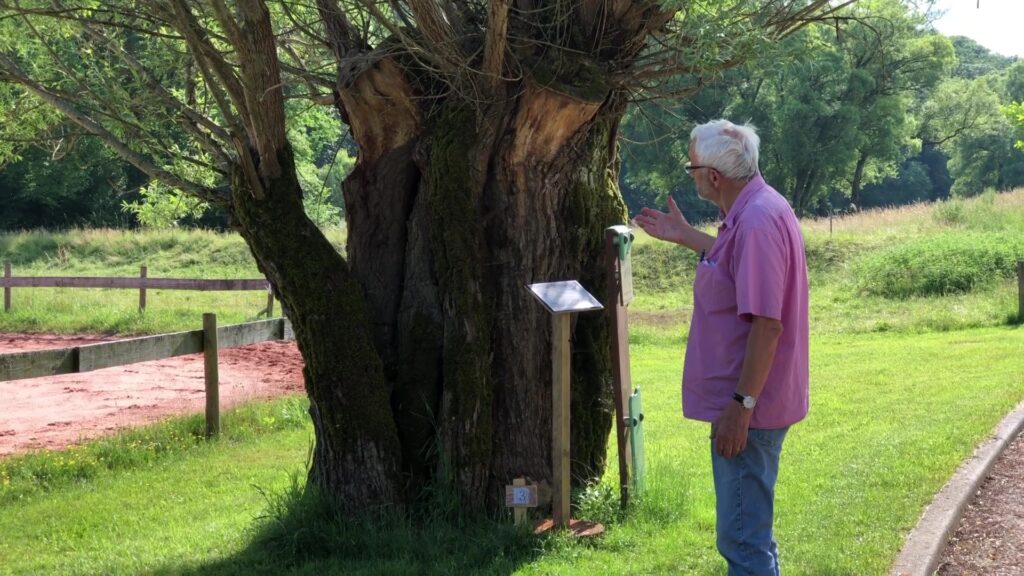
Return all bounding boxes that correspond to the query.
[406,0,467,74]
[165,0,252,133]
[0,52,222,202]
[234,0,288,181]
[483,0,510,96]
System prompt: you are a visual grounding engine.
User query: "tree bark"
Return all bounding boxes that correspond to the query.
[229,144,404,511]
[340,69,627,512]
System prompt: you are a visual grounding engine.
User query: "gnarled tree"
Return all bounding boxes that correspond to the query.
[0,0,851,514]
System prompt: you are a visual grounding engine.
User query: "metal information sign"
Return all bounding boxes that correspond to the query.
[527,280,604,315]
[526,280,603,532]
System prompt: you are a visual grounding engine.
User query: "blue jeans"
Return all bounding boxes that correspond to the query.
[711,426,790,576]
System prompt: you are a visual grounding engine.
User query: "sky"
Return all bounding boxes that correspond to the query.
[930,0,1024,58]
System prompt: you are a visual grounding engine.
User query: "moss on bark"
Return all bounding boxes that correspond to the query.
[426,105,494,511]
[229,144,403,511]
[563,118,628,484]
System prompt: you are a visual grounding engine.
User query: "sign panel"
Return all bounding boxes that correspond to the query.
[526,281,603,315]
[505,484,538,508]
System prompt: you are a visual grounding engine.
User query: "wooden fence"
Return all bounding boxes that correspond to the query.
[2,262,274,315]
[0,314,294,437]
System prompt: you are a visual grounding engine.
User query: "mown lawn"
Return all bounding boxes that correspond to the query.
[1,326,1021,575]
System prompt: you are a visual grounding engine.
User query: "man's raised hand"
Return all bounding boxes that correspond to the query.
[634,196,690,245]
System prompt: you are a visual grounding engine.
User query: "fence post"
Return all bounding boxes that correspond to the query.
[203,313,220,438]
[139,266,147,313]
[3,262,10,312]
[1018,260,1023,321]
[265,283,274,317]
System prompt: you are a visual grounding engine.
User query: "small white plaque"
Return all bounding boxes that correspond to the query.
[526,281,604,315]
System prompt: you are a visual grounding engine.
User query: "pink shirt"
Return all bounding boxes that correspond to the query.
[682,175,809,429]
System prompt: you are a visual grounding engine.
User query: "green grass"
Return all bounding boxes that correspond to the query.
[0,228,345,334]
[0,190,1023,574]
[0,327,1021,575]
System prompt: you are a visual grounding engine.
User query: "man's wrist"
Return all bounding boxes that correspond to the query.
[732,392,756,410]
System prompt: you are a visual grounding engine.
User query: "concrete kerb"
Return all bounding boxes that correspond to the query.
[890,399,1024,576]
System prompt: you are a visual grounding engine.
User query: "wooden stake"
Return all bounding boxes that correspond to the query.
[513,478,527,526]
[4,261,10,312]
[552,313,571,528]
[139,266,147,313]
[266,283,274,317]
[605,229,634,509]
[203,313,220,438]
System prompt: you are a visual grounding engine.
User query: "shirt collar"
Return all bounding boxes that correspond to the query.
[721,174,767,230]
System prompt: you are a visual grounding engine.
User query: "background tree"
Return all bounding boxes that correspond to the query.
[616,0,954,216]
[0,0,850,514]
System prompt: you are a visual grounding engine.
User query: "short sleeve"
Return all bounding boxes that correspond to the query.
[733,223,787,322]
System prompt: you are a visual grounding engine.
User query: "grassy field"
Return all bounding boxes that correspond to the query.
[0,227,344,334]
[0,190,1023,574]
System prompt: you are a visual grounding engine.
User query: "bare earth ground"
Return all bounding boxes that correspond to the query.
[936,431,1024,575]
[0,332,304,456]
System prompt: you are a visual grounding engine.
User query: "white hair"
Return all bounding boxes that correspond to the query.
[689,119,760,181]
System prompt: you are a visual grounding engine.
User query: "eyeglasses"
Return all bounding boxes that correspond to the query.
[683,164,714,175]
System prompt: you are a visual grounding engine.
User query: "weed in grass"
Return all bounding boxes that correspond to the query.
[573,480,624,526]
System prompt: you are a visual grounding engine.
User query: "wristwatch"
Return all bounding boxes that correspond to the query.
[732,392,756,410]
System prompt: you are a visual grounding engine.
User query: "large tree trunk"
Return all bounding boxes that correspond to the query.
[338,61,627,513]
[229,144,404,511]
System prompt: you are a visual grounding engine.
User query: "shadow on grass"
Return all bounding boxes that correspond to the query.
[157,477,545,576]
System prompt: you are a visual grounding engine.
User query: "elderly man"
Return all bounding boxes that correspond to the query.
[634,119,809,575]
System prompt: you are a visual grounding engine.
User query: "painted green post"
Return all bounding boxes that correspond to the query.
[627,387,646,495]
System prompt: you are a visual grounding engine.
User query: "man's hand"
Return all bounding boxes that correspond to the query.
[634,196,691,245]
[712,401,752,459]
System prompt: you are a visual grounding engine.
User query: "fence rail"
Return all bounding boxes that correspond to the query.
[0,315,295,436]
[2,262,273,315]
[0,276,268,290]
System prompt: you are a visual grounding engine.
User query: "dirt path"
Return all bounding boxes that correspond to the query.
[0,332,304,456]
[936,430,1024,575]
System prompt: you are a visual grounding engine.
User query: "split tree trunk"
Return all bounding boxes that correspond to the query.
[335,61,628,513]
[229,144,405,511]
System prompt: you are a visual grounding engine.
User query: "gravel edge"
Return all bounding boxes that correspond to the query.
[889,400,1024,576]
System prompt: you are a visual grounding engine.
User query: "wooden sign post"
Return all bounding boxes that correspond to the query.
[527,280,604,536]
[605,226,645,507]
[505,478,538,526]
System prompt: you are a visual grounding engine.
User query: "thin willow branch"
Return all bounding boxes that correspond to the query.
[0,52,223,201]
